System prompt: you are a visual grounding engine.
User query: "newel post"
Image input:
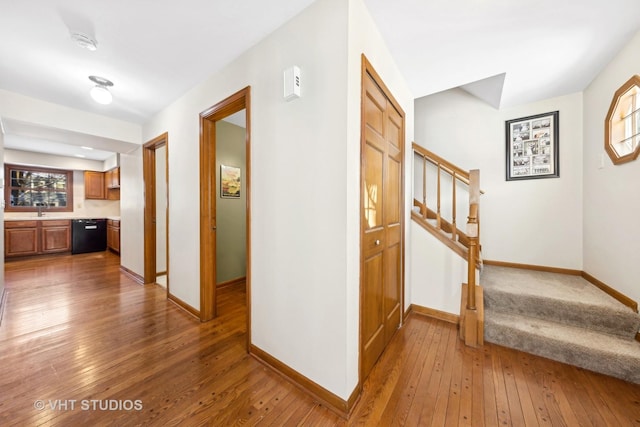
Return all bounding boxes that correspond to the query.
[463,169,482,347]
[466,204,478,309]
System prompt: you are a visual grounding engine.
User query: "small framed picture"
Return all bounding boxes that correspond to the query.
[220,164,241,198]
[505,111,559,181]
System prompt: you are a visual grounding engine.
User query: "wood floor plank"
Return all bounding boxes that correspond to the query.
[458,343,476,426]
[580,365,640,426]
[377,315,436,426]
[534,354,577,426]
[443,335,464,425]
[420,321,457,425]
[2,252,640,426]
[404,317,450,425]
[513,349,555,426]
[498,345,539,427]
[490,342,513,426]
[349,316,428,425]
[481,346,500,427]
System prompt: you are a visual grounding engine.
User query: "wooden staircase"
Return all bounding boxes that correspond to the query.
[411,142,483,347]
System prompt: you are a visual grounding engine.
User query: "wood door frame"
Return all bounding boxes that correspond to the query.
[199,86,251,343]
[359,55,406,382]
[143,133,169,294]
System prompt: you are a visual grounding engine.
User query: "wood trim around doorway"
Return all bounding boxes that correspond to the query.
[143,133,169,290]
[199,86,251,341]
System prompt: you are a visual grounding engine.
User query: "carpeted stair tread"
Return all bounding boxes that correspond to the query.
[482,266,640,339]
[485,311,640,384]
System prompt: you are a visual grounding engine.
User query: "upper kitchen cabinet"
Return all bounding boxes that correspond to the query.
[106,167,120,189]
[105,167,120,200]
[84,168,120,200]
[84,171,105,199]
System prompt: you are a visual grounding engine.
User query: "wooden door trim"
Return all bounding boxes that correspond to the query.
[143,133,169,292]
[359,55,406,383]
[199,86,251,350]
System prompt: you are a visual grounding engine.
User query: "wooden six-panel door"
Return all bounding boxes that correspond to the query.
[360,56,404,381]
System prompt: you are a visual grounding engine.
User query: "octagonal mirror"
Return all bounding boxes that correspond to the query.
[605,75,640,165]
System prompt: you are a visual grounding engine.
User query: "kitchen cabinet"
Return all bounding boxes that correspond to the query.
[107,219,120,254]
[106,168,120,201]
[5,221,38,257]
[106,167,120,189]
[84,169,120,201]
[85,171,105,199]
[41,220,72,254]
[106,189,120,201]
[5,220,71,258]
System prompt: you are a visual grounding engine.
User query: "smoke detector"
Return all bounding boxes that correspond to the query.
[71,32,98,51]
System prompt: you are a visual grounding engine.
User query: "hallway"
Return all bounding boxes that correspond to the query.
[1,252,639,425]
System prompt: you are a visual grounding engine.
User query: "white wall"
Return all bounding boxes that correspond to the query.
[5,149,104,171]
[103,154,120,171]
[120,148,144,278]
[135,0,414,401]
[411,223,467,314]
[583,30,640,304]
[415,89,584,272]
[140,0,351,398]
[0,89,141,144]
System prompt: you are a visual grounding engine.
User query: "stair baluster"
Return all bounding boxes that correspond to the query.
[411,143,483,347]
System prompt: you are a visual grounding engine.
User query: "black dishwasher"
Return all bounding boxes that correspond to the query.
[71,219,107,254]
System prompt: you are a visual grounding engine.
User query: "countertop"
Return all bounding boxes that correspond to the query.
[5,216,121,221]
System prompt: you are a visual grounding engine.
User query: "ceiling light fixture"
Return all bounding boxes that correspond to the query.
[71,32,98,51]
[81,146,94,150]
[89,76,114,105]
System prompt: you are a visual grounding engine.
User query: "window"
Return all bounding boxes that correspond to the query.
[605,75,640,165]
[4,164,73,212]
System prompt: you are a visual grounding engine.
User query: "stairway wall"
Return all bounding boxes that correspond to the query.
[409,222,467,315]
[583,30,640,306]
[414,90,584,271]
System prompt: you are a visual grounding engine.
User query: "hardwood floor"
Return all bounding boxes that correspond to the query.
[2,252,640,426]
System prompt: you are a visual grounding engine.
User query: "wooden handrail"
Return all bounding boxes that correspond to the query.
[412,143,482,245]
[413,142,470,182]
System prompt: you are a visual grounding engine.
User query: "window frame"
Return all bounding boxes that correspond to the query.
[604,74,640,165]
[4,164,74,213]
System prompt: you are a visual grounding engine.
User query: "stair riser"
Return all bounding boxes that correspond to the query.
[485,322,640,384]
[485,291,640,340]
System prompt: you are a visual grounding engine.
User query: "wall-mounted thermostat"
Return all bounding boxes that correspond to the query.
[284,66,301,101]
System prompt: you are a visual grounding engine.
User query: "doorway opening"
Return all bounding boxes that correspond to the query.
[199,87,251,348]
[143,133,169,294]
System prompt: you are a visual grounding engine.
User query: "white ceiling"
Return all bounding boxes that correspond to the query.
[0,0,639,159]
[366,0,640,107]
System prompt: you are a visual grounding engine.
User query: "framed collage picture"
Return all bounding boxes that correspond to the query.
[505,111,559,181]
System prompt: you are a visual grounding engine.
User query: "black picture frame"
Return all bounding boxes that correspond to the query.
[505,111,559,181]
